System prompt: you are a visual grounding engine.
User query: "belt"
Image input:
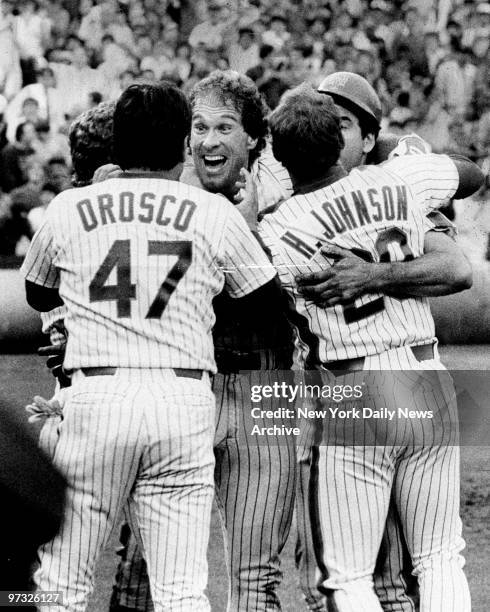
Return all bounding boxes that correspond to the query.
[80,367,204,380]
[323,343,435,374]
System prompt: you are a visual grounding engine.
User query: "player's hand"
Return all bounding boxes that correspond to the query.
[38,342,70,386]
[296,246,380,306]
[92,163,122,183]
[234,168,258,229]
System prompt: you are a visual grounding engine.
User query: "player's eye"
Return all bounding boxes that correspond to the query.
[193,123,207,134]
[219,124,233,133]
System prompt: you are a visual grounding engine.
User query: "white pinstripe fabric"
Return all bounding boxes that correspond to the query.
[252,142,293,212]
[259,154,459,364]
[34,370,216,612]
[21,178,275,372]
[311,348,470,612]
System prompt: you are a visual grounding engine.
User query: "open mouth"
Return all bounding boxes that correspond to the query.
[202,154,227,173]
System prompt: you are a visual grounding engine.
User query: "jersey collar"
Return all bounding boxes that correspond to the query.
[293,164,347,195]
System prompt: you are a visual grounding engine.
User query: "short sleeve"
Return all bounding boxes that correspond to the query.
[221,205,276,298]
[382,154,459,215]
[20,216,59,289]
[424,211,457,239]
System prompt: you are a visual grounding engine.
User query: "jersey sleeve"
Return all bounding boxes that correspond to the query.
[20,215,59,289]
[221,205,276,298]
[382,153,459,215]
[424,211,457,238]
[252,144,293,212]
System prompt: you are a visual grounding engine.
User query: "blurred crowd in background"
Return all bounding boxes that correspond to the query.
[0,0,489,259]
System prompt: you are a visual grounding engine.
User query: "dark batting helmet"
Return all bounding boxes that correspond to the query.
[318,71,382,128]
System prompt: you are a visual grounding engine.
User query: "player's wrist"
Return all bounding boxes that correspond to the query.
[366,263,393,292]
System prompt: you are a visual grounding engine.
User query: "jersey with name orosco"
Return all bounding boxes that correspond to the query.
[258,154,459,366]
[22,176,276,372]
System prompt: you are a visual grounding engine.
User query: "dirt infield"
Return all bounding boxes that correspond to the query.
[1,348,489,611]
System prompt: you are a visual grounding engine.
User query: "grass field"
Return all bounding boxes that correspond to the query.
[1,347,489,611]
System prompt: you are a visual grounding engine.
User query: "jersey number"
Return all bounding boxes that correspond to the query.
[89,239,192,318]
[342,228,414,324]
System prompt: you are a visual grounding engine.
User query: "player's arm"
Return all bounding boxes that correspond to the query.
[297,232,472,306]
[220,201,279,301]
[383,152,484,213]
[25,281,63,311]
[20,214,61,312]
[449,154,485,199]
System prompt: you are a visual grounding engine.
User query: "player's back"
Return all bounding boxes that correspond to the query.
[30,177,251,372]
[259,154,459,365]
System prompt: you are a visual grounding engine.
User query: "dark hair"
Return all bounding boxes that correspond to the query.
[22,97,39,108]
[15,121,34,142]
[189,70,268,165]
[259,44,274,60]
[269,84,344,182]
[89,91,103,105]
[47,156,67,167]
[69,101,115,185]
[113,83,190,171]
[397,91,410,107]
[327,93,381,139]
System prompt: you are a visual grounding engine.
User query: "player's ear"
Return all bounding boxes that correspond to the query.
[362,133,376,155]
[246,134,258,151]
[185,135,191,156]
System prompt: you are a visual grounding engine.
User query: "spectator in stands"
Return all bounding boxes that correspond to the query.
[0,122,38,192]
[34,120,69,165]
[27,182,57,234]
[13,0,51,83]
[174,43,192,82]
[228,27,260,74]
[5,67,64,141]
[189,0,230,50]
[434,43,467,117]
[0,159,45,254]
[50,44,105,117]
[45,156,70,193]
[262,13,291,51]
[424,30,446,75]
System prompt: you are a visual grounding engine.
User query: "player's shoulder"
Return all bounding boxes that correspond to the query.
[378,152,454,178]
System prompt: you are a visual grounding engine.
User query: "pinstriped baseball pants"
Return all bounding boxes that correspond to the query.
[109,371,297,612]
[34,369,216,612]
[309,347,471,612]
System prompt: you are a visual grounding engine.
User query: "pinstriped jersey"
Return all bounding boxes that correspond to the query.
[251,143,293,211]
[22,176,276,372]
[258,154,459,366]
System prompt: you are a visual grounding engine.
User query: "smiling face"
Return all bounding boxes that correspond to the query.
[190,95,257,199]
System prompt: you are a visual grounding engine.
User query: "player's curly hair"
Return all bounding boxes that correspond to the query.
[269,83,344,182]
[188,70,268,166]
[69,101,115,187]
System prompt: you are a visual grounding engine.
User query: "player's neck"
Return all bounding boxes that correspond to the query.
[121,165,183,181]
[292,163,347,195]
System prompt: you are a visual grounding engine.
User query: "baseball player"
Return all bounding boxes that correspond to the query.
[108,71,474,612]
[257,84,483,611]
[294,72,473,612]
[21,82,280,611]
[110,71,297,612]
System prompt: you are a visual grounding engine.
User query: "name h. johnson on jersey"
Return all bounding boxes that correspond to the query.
[76,189,197,232]
[281,182,408,257]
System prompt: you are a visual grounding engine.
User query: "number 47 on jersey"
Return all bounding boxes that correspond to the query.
[89,239,192,318]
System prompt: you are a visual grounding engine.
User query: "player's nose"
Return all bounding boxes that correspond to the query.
[202,129,220,149]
